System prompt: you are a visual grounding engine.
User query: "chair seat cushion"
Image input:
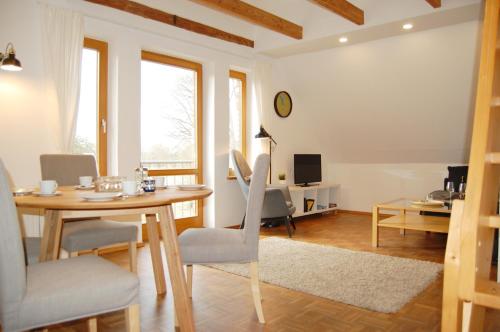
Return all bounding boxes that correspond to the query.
[179,228,254,264]
[62,220,138,252]
[19,255,139,331]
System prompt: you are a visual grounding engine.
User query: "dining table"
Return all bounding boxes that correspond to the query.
[15,186,213,332]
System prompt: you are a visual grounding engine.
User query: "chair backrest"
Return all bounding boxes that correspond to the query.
[40,154,98,186]
[243,154,270,254]
[230,150,253,200]
[0,159,27,325]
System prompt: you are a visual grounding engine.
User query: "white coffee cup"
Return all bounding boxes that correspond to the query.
[155,176,165,188]
[122,180,138,195]
[40,180,58,194]
[79,176,93,187]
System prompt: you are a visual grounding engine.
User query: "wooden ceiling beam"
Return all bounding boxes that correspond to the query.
[84,0,254,47]
[425,0,441,8]
[310,0,364,25]
[190,0,303,39]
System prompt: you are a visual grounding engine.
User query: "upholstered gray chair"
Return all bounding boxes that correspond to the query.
[0,159,140,332]
[36,154,138,271]
[178,154,270,323]
[231,150,296,237]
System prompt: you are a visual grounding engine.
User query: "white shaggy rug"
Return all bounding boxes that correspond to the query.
[208,237,442,313]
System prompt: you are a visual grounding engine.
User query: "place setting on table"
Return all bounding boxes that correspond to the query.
[13,171,207,202]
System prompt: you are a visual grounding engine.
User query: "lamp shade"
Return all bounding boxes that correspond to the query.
[1,52,22,71]
[255,125,270,139]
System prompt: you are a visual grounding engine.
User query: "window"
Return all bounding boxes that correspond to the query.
[72,37,108,175]
[229,70,247,174]
[141,51,203,222]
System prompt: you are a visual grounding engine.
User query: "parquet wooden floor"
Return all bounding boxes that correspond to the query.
[39,212,500,331]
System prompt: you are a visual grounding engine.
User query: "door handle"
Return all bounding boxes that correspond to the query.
[101,118,107,134]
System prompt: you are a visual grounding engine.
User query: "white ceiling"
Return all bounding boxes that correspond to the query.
[135,0,481,57]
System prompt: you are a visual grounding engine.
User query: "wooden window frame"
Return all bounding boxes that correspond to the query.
[140,50,204,226]
[228,70,247,178]
[83,37,108,176]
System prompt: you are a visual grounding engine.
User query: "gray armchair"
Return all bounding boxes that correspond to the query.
[0,159,140,332]
[178,154,270,323]
[231,150,296,237]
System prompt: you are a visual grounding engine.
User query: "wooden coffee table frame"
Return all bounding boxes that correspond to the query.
[372,198,451,248]
[15,187,212,332]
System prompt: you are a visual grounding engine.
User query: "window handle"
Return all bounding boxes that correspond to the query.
[101,118,107,134]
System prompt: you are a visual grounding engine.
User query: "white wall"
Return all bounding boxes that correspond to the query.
[0,1,59,188]
[263,21,479,212]
[329,163,454,212]
[0,0,252,229]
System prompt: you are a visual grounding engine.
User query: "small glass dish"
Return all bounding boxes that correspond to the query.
[95,176,125,192]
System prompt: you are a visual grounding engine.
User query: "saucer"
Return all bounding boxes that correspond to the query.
[123,190,144,197]
[13,188,34,196]
[33,191,62,197]
[75,185,95,190]
[177,184,206,191]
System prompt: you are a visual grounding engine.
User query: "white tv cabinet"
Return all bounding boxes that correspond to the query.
[288,183,340,217]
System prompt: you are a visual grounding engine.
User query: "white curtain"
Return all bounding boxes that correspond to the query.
[41,5,84,152]
[253,61,272,127]
[249,61,273,164]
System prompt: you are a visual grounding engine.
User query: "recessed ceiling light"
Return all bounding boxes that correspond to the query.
[339,37,348,43]
[403,23,413,30]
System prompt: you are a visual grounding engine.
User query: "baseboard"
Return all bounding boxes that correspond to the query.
[337,209,372,216]
[215,210,390,230]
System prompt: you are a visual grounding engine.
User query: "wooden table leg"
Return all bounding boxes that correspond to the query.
[399,209,406,236]
[372,206,379,248]
[39,210,63,262]
[158,205,195,332]
[146,213,167,295]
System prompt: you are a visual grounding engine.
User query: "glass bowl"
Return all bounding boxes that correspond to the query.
[95,176,125,192]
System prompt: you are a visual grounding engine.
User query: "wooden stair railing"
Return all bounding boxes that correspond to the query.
[442,0,500,331]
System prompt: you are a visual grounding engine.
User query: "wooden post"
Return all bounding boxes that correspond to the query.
[442,200,465,331]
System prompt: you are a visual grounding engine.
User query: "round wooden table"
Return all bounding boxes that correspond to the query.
[15,186,212,332]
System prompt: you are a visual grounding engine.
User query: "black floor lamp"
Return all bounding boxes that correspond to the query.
[255,125,276,184]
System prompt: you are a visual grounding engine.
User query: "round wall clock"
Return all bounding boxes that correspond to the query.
[274,91,292,118]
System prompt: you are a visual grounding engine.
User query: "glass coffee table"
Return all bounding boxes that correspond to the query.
[372,198,451,247]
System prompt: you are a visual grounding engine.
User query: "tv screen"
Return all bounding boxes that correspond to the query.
[294,154,322,185]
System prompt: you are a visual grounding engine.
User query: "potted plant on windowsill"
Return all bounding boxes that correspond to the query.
[278,173,286,185]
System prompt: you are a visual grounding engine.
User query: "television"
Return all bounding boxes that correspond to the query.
[294,154,322,186]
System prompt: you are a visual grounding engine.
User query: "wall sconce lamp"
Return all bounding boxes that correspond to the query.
[0,43,22,72]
